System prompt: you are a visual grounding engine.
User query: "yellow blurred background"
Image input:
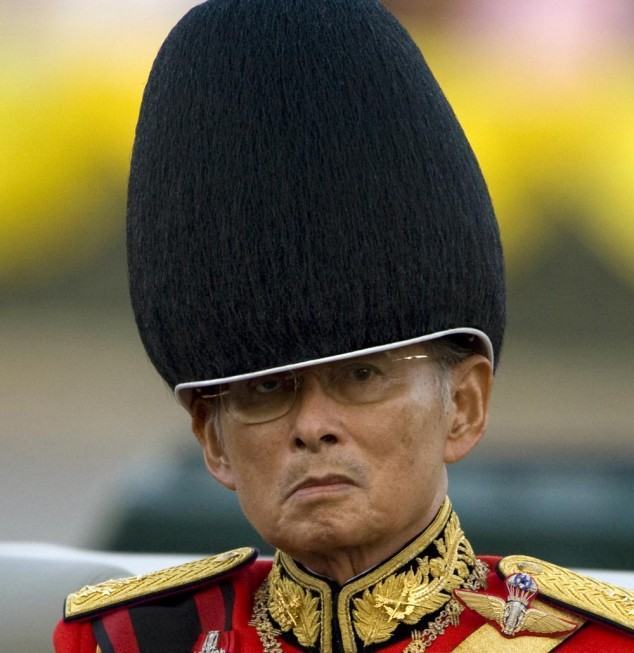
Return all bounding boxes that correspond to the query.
[1,1,632,550]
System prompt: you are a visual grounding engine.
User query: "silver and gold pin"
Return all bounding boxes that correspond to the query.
[200,630,226,653]
[455,572,577,637]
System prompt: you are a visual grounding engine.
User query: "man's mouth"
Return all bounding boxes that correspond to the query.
[287,474,356,499]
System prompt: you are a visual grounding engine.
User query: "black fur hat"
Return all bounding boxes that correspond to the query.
[127,0,505,400]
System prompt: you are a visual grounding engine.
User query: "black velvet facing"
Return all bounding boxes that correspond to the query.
[220,581,235,631]
[127,0,506,388]
[129,594,201,652]
[92,619,115,653]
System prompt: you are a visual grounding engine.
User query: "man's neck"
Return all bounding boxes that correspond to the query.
[289,494,446,585]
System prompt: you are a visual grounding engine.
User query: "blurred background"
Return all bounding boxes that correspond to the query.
[1,1,633,569]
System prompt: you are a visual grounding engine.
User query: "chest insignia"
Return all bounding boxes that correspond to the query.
[455,572,578,638]
[199,630,225,653]
[499,554,634,633]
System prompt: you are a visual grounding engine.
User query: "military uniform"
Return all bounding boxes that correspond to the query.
[54,499,633,652]
[55,2,632,651]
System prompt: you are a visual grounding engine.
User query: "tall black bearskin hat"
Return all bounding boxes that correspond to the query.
[127,0,505,406]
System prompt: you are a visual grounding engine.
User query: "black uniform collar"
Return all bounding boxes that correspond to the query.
[251,498,487,653]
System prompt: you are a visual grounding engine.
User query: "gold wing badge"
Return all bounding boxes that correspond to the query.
[454,572,578,638]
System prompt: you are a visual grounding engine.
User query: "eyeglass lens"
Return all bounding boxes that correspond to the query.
[220,351,428,424]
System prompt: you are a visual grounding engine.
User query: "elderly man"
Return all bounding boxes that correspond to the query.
[54,1,632,651]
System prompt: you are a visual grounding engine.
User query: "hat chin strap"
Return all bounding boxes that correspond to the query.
[174,327,493,410]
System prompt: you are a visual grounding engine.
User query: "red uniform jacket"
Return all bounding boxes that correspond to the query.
[54,507,633,652]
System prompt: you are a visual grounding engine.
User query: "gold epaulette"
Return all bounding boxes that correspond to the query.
[499,554,634,633]
[64,546,257,621]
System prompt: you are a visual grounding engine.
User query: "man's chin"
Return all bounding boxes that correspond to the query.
[269,515,370,559]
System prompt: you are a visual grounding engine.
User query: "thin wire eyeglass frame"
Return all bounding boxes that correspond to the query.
[192,352,434,425]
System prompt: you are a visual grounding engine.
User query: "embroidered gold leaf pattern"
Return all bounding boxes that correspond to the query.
[352,513,476,645]
[267,563,320,647]
[252,563,488,653]
[65,548,255,619]
[254,504,488,653]
[294,593,321,646]
[352,582,403,644]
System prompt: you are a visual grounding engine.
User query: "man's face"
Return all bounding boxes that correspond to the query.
[194,345,488,568]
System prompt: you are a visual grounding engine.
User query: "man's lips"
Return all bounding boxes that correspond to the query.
[287,474,356,499]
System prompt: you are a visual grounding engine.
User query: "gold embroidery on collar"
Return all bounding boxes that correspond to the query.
[267,562,321,647]
[254,499,482,653]
[251,560,489,653]
[349,511,476,647]
[277,551,333,652]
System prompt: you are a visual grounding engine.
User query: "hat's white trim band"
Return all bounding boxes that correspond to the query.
[174,327,493,408]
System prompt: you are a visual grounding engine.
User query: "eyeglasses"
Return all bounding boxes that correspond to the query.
[192,350,432,424]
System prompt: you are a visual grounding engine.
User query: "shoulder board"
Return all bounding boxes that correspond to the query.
[64,546,257,621]
[499,554,634,633]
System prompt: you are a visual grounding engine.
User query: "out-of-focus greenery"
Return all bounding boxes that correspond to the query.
[1,8,633,288]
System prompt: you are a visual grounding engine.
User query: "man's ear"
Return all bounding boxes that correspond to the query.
[191,400,237,491]
[443,355,493,464]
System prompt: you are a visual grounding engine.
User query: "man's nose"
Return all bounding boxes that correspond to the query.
[289,373,341,452]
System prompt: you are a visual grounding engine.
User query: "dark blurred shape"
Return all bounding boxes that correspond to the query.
[507,221,634,345]
[99,445,633,570]
[449,457,634,570]
[98,446,274,556]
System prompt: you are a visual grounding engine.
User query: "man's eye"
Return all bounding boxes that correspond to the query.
[253,378,283,394]
[347,365,380,382]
